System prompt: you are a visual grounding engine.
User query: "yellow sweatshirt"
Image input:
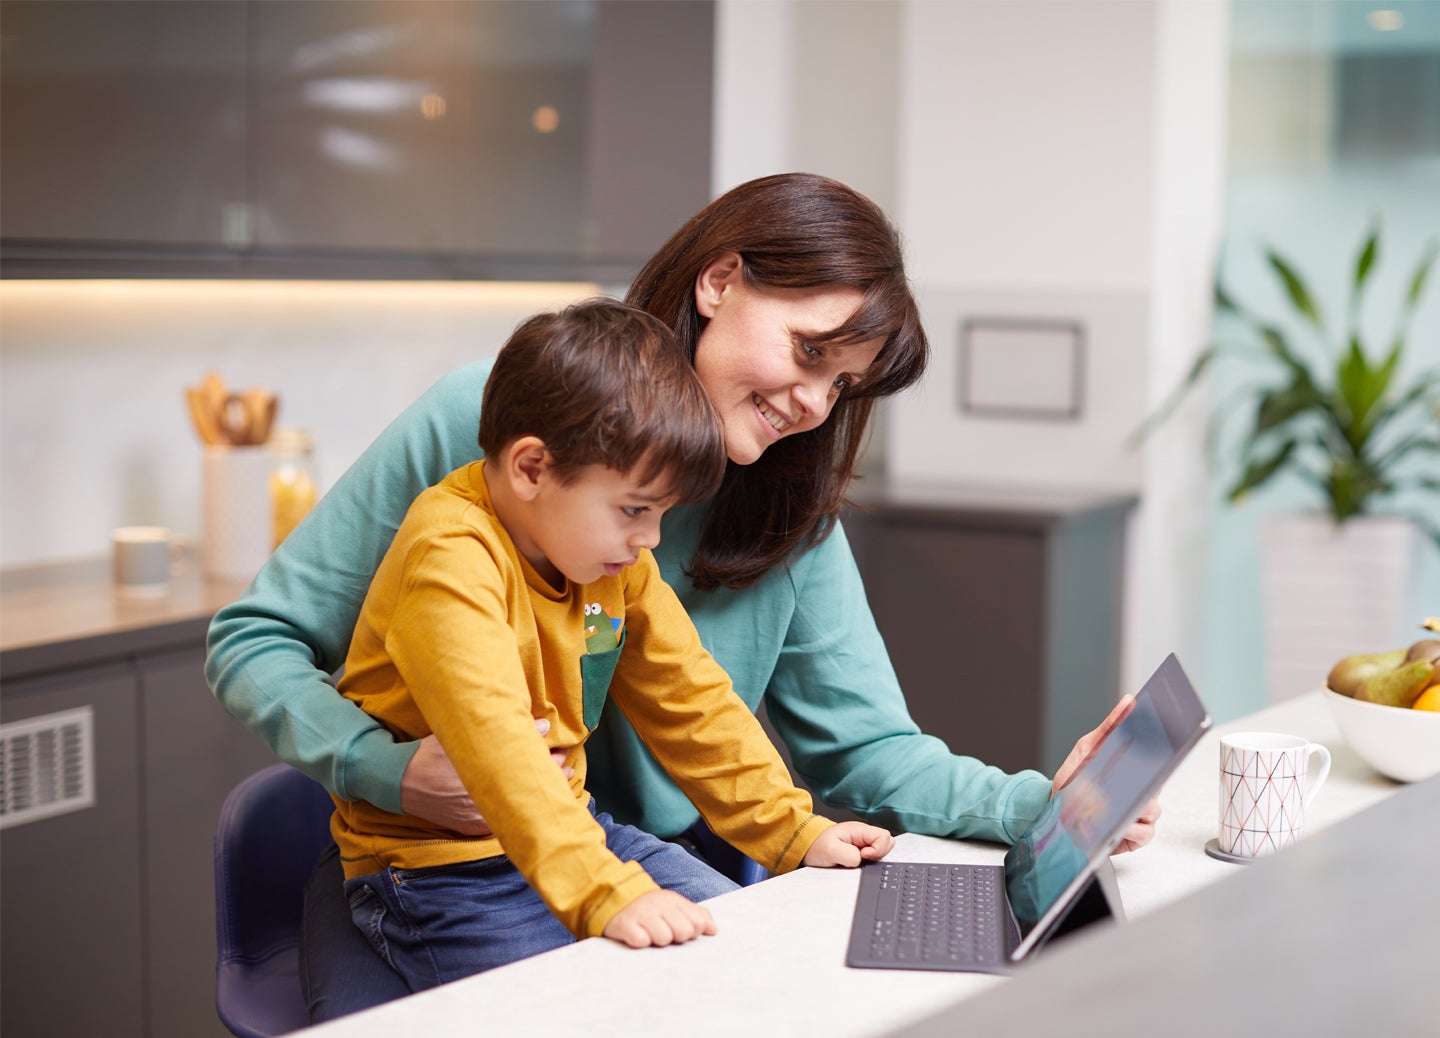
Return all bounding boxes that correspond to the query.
[332,461,831,938]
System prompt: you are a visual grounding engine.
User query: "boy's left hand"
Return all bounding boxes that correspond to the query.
[802,821,894,868]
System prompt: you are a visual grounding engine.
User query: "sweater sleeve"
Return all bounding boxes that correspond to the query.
[606,557,834,875]
[204,361,493,810]
[762,523,1053,845]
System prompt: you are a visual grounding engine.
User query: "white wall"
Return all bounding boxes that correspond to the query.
[713,0,899,209]
[887,0,1228,700]
[897,1,1159,293]
[890,0,1156,494]
[0,280,596,567]
[717,0,1228,707]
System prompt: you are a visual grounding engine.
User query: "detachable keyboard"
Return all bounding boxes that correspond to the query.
[845,861,1020,974]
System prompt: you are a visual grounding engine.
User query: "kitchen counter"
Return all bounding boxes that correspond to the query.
[306,689,1420,1038]
[0,553,248,679]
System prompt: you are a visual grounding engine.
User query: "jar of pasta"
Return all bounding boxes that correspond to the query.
[268,427,317,548]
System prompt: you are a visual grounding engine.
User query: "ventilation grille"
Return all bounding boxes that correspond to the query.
[0,706,95,829]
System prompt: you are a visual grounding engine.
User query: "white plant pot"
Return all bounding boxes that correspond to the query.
[1260,514,1417,702]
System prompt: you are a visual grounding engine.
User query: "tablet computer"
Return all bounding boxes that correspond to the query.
[1005,651,1211,959]
[847,653,1211,972]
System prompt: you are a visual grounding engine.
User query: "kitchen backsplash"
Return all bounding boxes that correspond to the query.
[0,280,599,568]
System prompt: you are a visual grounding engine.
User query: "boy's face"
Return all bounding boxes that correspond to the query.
[517,462,677,588]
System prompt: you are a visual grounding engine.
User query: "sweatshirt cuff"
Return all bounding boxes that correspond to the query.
[1000,772,1053,843]
[341,731,423,814]
[581,867,661,938]
[769,813,836,874]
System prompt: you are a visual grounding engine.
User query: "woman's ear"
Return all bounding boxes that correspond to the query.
[694,251,743,319]
[505,436,551,502]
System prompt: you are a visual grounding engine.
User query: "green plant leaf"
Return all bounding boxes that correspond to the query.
[1353,226,1379,294]
[1227,439,1297,501]
[1202,374,1274,460]
[1390,239,1439,354]
[1125,346,1222,447]
[1128,341,1282,448]
[1405,240,1438,310]
[1364,367,1440,444]
[1257,324,1320,385]
[1153,225,1436,524]
[1267,250,1325,331]
[1254,381,1324,435]
[1215,282,1238,313]
[1370,433,1440,476]
[1334,336,1401,446]
[1324,456,1390,520]
[1348,224,1379,336]
[1387,474,1440,496]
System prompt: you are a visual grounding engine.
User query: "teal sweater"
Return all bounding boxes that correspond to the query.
[206,360,1051,844]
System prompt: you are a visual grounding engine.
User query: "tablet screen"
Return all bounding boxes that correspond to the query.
[1002,654,1209,957]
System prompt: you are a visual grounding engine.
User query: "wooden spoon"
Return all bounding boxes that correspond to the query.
[242,387,278,445]
[186,386,223,445]
[217,392,260,445]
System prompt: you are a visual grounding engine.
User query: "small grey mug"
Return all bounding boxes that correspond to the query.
[112,526,184,597]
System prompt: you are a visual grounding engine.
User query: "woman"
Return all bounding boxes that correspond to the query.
[206,173,1157,1021]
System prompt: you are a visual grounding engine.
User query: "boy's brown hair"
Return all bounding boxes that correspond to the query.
[479,299,726,506]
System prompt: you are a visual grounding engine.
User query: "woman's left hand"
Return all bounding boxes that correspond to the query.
[1050,693,1162,854]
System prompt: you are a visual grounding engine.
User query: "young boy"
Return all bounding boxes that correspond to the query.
[331,299,893,990]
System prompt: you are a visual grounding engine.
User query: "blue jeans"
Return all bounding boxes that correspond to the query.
[340,805,738,994]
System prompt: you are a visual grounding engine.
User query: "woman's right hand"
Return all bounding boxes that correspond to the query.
[399,721,570,835]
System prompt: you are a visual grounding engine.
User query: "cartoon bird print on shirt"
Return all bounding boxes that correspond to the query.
[583,602,621,653]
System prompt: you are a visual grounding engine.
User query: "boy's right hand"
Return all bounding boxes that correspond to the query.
[602,890,717,949]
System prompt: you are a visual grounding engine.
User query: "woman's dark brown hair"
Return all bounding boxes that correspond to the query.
[626,172,929,589]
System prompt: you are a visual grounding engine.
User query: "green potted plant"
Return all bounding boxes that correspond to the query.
[1137,225,1439,542]
[1136,225,1439,701]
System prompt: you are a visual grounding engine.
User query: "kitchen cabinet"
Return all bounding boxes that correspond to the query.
[0,0,713,282]
[0,662,146,1038]
[0,1,249,250]
[841,482,1136,776]
[0,559,274,1038]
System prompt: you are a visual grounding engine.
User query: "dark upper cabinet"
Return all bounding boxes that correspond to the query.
[0,0,713,281]
[0,1,248,249]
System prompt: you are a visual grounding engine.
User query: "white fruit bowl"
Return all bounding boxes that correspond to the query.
[1323,687,1440,783]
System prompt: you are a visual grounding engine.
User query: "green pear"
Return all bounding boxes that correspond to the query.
[1327,648,1406,697]
[1355,658,1437,708]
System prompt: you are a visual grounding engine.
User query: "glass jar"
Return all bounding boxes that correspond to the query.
[267,427,318,548]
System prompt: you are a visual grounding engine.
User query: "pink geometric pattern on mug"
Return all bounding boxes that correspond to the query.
[1219,745,1305,858]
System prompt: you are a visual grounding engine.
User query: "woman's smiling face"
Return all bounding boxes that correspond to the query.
[692,254,883,466]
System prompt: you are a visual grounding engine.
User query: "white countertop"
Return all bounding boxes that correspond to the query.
[304,690,1403,1038]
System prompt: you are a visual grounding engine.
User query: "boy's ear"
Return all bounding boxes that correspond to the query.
[505,436,551,501]
[694,251,743,319]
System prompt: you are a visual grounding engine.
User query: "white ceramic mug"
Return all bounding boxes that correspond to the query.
[1219,731,1331,858]
[112,526,184,597]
